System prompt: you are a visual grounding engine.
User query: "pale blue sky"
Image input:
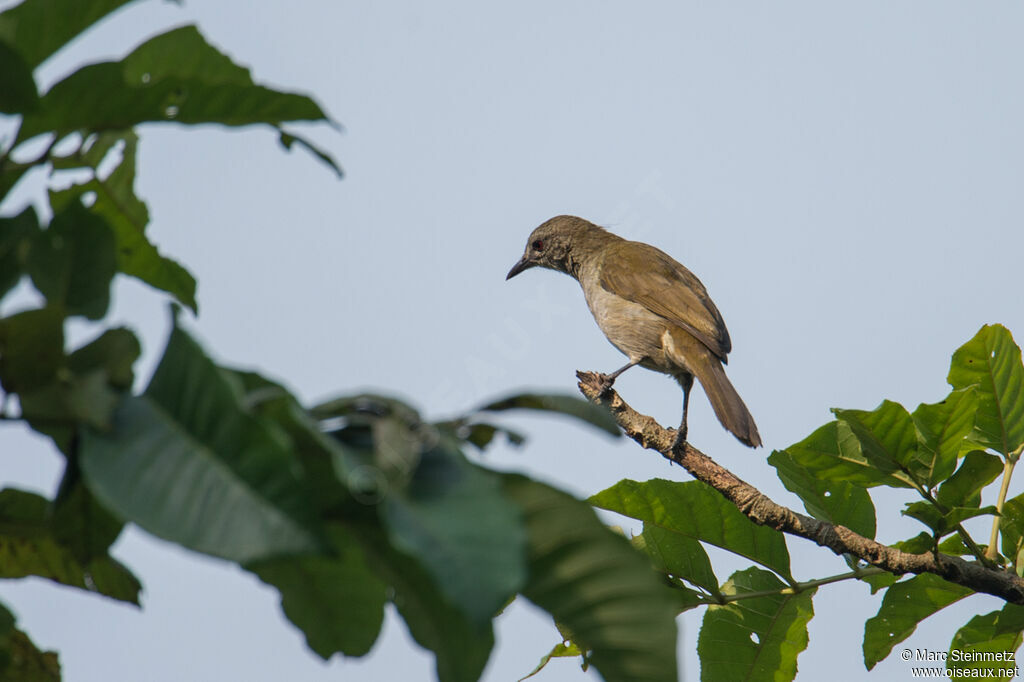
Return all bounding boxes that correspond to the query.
[3,1,1024,680]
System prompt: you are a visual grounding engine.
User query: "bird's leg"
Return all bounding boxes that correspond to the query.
[672,373,694,451]
[596,359,641,396]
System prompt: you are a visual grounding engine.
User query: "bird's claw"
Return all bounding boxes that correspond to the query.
[595,373,616,396]
[670,428,687,453]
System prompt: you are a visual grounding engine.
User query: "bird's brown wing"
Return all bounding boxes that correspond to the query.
[598,240,732,360]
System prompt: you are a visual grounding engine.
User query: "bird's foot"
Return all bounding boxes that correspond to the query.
[595,373,617,396]
[670,427,687,453]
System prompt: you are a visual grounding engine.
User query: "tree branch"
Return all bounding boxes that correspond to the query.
[576,370,1024,605]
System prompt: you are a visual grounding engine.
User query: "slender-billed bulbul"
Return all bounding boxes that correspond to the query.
[506,215,761,449]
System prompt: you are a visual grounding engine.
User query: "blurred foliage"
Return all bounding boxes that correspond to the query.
[2,2,1023,682]
[0,5,675,682]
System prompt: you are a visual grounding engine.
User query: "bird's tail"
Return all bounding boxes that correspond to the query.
[670,331,761,448]
[696,358,762,448]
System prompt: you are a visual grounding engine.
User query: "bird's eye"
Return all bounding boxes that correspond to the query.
[532,239,544,251]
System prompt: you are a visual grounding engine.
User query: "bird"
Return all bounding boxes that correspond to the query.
[506,215,761,449]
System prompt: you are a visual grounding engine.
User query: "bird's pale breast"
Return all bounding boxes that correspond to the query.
[577,264,691,376]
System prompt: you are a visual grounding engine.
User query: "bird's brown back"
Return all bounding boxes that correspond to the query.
[595,240,731,361]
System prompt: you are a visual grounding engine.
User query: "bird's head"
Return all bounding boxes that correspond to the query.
[506,215,604,280]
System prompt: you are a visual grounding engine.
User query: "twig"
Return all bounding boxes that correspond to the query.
[909,481,995,568]
[988,453,1020,561]
[576,370,1024,605]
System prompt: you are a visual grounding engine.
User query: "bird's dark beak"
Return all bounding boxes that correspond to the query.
[506,256,533,280]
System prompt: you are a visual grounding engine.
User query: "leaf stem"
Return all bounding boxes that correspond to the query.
[709,566,886,604]
[986,454,1019,561]
[912,480,995,568]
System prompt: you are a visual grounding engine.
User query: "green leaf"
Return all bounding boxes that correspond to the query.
[80,323,324,564]
[893,532,934,554]
[859,571,897,594]
[902,501,996,535]
[0,39,38,114]
[935,450,1003,509]
[505,474,679,682]
[19,369,118,432]
[0,306,63,394]
[912,387,979,486]
[120,24,254,85]
[478,392,621,437]
[592,478,793,582]
[948,324,1024,456]
[673,585,709,612]
[18,327,140,452]
[947,604,1024,676]
[312,393,421,423]
[519,640,584,682]
[781,420,908,489]
[51,464,124,565]
[635,522,719,596]
[697,567,815,682]
[0,207,38,301]
[768,448,877,538]
[466,422,526,449]
[383,438,526,625]
[436,420,526,451]
[352,522,495,682]
[834,400,923,482]
[863,574,974,669]
[248,527,387,659]
[19,25,330,141]
[0,488,140,604]
[63,131,124,170]
[51,131,198,312]
[279,129,343,178]
[937,535,972,556]
[27,199,117,320]
[228,369,355,513]
[67,327,140,391]
[1000,492,1024,563]
[0,601,61,682]
[0,0,137,69]
[0,161,31,206]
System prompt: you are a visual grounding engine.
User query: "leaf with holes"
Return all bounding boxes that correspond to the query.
[947,604,1024,676]
[863,574,974,669]
[697,567,815,682]
[18,25,332,155]
[948,324,1024,457]
[769,448,876,538]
